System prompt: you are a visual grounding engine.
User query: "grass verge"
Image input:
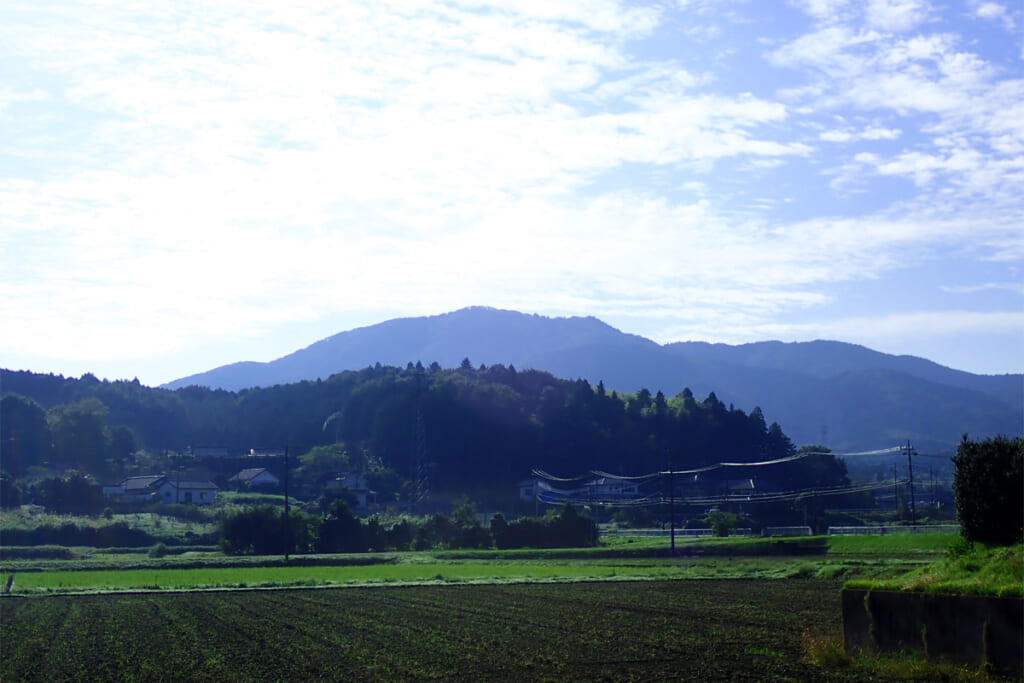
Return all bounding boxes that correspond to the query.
[802,630,1010,681]
[845,543,1023,597]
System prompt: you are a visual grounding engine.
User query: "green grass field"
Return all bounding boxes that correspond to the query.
[1,533,955,594]
[0,557,874,593]
[824,532,960,555]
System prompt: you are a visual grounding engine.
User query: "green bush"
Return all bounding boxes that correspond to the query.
[220,506,315,556]
[492,504,596,549]
[705,511,739,537]
[0,545,76,561]
[952,435,1023,546]
[0,521,157,548]
[315,500,365,553]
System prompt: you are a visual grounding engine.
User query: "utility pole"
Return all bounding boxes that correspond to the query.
[666,448,676,553]
[929,466,935,506]
[284,445,290,563]
[893,464,899,513]
[669,467,676,553]
[904,440,917,527]
[178,446,188,504]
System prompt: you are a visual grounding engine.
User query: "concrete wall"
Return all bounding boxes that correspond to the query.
[843,588,1023,674]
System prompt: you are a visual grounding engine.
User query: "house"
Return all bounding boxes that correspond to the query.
[103,474,218,505]
[103,475,166,504]
[518,478,539,502]
[157,479,218,505]
[585,477,641,500]
[520,475,643,506]
[319,472,376,512]
[228,468,280,490]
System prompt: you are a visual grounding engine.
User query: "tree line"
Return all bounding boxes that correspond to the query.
[220,499,596,555]
[1,363,845,498]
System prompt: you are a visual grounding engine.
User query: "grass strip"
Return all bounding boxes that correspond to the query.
[2,554,929,595]
[845,543,1023,597]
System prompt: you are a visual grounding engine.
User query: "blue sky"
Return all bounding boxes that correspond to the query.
[2,0,1022,386]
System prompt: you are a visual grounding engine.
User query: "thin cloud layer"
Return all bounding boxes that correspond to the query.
[1,0,1021,382]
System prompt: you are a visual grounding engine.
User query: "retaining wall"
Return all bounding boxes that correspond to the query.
[842,588,1023,674]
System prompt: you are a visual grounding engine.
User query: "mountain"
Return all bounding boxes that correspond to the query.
[163,306,1023,453]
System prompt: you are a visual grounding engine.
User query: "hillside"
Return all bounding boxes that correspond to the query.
[160,306,1022,453]
[2,364,823,497]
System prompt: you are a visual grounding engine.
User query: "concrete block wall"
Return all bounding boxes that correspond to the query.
[842,588,1023,674]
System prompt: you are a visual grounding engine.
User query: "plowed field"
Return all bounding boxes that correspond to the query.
[1,579,866,681]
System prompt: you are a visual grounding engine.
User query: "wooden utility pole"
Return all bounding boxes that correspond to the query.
[904,440,917,526]
[666,449,676,553]
[669,468,676,553]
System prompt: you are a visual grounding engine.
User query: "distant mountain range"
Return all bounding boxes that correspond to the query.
[164,306,1023,453]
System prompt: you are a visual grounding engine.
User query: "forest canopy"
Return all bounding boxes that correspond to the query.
[1,364,832,494]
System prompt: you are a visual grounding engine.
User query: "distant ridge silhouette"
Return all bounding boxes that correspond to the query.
[162,306,1023,453]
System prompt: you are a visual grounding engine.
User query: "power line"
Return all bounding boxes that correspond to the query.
[530,443,914,510]
[534,476,901,509]
[533,445,906,483]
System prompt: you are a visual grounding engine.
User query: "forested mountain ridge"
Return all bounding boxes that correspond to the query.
[2,365,828,497]
[160,307,1022,453]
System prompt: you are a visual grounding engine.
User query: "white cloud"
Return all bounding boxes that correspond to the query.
[793,0,932,31]
[792,0,854,24]
[972,1,1016,30]
[864,0,931,31]
[0,0,817,369]
[2,0,1022,379]
[771,7,1024,210]
[819,125,900,142]
[941,282,1024,296]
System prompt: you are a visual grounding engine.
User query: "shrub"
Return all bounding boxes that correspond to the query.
[493,504,596,549]
[220,506,315,555]
[952,435,1023,546]
[315,500,365,553]
[0,521,156,548]
[385,519,413,550]
[704,510,739,537]
[0,473,22,508]
[30,474,105,514]
[148,542,169,558]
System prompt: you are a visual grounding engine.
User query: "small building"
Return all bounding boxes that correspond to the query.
[102,474,218,505]
[518,478,539,502]
[520,476,641,504]
[103,475,166,504]
[319,472,376,513]
[157,479,219,505]
[585,477,641,500]
[228,468,280,491]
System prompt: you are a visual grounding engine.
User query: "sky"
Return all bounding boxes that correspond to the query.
[2,0,1022,387]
